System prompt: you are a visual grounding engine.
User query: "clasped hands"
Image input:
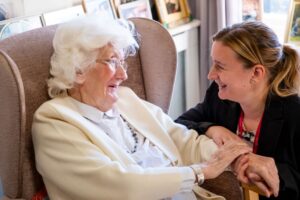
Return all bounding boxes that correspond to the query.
[206,126,280,197]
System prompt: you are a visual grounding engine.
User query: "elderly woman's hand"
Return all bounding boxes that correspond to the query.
[202,140,251,179]
[233,153,279,197]
[206,126,245,146]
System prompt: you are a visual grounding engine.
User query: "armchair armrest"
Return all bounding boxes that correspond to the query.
[200,171,243,200]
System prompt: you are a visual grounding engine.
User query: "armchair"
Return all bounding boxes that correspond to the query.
[0,17,244,200]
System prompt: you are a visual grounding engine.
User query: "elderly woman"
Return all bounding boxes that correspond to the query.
[32,16,250,200]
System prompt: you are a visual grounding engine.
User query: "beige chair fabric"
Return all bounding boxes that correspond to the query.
[0,17,176,199]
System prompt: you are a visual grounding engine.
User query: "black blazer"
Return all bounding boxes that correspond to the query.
[176,82,300,200]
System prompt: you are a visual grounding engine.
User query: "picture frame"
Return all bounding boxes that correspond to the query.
[0,15,43,40]
[82,0,117,19]
[155,0,191,28]
[285,0,300,46]
[0,0,24,20]
[118,0,152,19]
[0,1,14,20]
[41,5,85,26]
[242,0,263,21]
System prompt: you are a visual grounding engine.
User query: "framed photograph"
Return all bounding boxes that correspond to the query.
[0,1,14,20]
[118,0,152,19]
[155,0,191,28]
[242,0,263,21]
[0,15,43,40]
[285,1,300,46]
[0,0,25,19]
[41,5,85,26]
[82,0,117,19]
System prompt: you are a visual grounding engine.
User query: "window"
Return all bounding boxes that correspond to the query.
[242,0,292,43]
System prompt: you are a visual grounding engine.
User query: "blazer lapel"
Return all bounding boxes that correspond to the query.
[257,96,284,156]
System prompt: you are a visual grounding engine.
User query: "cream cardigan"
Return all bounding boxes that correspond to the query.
[32,87,219,200]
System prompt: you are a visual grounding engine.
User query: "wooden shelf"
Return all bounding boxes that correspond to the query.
[168,19,201,36]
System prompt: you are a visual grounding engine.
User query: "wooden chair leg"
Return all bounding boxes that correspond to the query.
[243,188,259,200]
[242,183,259,200]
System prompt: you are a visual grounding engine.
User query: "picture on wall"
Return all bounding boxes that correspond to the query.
[0,5,7,20]
[155,0,190,28]
[242,0,263,21]
[165,0,181,14]
[82,0,116,19]
[0,0,25,20]
[118,0,152,19]
[0,15,43,40]
[286,0,300,45]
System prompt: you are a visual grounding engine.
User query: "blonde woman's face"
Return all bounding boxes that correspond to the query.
[78,44,127,112]
[208,41,254,103]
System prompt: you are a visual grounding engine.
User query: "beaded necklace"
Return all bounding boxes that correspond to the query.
[120,116,139,153]
[237,111,263,153]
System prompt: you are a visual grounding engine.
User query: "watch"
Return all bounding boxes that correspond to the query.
[190,164,205,185]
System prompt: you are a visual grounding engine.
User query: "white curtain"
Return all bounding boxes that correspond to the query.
[193,0,242,100]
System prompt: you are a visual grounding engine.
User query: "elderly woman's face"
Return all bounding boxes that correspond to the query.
[76,44,128,111]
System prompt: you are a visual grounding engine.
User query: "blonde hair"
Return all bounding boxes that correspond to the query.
[48,16,139,98]
[213,21,300,97]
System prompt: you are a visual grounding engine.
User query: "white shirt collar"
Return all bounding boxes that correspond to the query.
[69,97,119,124]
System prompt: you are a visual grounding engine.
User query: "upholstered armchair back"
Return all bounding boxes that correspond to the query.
[0,18,176,199]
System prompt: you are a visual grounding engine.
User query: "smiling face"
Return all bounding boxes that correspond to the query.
[73,44,127,112]
[208,41,254,103]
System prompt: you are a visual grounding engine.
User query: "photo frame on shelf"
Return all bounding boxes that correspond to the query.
[242,0,263,21]
[0,0,25,20]
[155,0,191,28]
[82,0,117,19]
[0,1,14,20]
[285,0,300,46]
[41,5,85,26]
[118,0,152,19]
[0,15,43,40]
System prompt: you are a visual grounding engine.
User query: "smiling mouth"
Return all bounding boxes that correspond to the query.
[219,84,226,89]
[216,81,226,89]
[108,83,119,88]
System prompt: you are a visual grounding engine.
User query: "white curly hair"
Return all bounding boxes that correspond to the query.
[47,15,139,98]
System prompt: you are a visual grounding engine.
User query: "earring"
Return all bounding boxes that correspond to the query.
[250,78,255,85]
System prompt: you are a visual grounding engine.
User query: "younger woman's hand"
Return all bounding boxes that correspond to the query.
[233,153,279,197]
[206,126,244,146]
[202,140,251,179]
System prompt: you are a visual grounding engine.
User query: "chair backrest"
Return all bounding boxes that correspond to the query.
[0,17,176,199]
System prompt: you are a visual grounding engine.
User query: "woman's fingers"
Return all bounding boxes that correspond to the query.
[203,141,251,179]
[232,154,249,173]
[251,181,272,197]
[206,126,244,146]
[246,154,279,197]
[247,172,262,182]
[236,160,250,184]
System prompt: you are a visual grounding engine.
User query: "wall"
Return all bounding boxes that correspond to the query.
[22,0,81,16]
[188,0,196,18]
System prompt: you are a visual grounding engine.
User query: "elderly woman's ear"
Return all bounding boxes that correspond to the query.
[75,70,86,84]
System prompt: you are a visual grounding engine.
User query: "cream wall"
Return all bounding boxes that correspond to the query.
[23,0,81,16]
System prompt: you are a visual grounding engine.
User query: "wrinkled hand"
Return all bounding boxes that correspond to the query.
[202,140,251,179]
[206,126,244,146]
[233,153,279,197]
